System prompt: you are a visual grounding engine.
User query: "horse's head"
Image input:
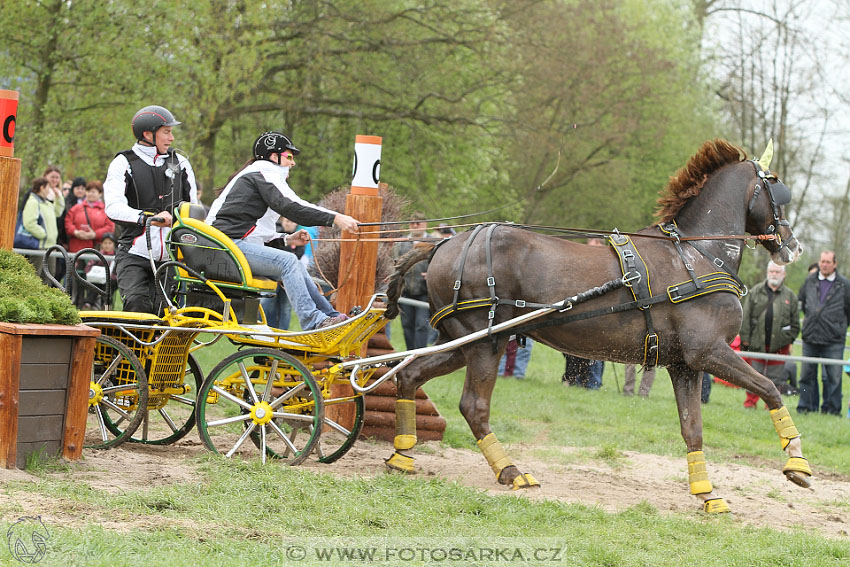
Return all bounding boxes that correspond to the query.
[744,160,802,265]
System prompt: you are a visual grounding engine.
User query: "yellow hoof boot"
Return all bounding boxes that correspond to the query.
[385,452,415,474]
[703,498,731,514]
[782,457,812,488]
[511,473,540,490]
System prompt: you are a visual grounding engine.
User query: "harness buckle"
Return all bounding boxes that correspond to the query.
[488,309,495,320]
[713,257,725,269]
[684,262,693,271]
[669,286,682,301]
[514,300,526,308]
[486,276,495,287]
[453,280,461,291]
[622,272,641,287]
[623,250,635,260]
[558,302,573,312]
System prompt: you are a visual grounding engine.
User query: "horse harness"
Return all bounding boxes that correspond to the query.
[429,222,746,369]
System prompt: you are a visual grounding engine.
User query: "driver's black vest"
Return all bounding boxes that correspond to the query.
[116,150,191,245]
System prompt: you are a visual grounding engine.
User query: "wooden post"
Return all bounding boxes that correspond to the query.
[335,135,383,314]
[0,90,21,251]
[329,136,383,428]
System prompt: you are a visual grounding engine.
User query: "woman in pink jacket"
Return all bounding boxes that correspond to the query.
[65,180,115,253]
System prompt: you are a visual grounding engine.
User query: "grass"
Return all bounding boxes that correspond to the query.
[5,313,846,564]
[2,457,849,567]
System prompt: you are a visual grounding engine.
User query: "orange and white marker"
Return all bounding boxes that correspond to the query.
[351,135,382,196]
[0,90,18,158]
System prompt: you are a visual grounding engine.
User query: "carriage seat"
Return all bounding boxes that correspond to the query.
[168,203,277,293]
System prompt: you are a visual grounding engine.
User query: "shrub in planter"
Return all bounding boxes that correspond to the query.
[0,249,96,469]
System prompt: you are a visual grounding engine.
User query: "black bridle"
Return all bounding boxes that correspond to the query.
[748,160,793,252]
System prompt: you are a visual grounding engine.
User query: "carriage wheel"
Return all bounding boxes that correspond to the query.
[84,336,149,449]
[131,353,203,445]
[196,348,324,465]
[314,394,365,463]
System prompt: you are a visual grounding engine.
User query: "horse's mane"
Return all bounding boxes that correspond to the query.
[654,139,747,223]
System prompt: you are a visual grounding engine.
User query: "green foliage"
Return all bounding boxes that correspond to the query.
[0,250,80,325]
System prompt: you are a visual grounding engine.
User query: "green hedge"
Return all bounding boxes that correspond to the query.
[0,250,80,325]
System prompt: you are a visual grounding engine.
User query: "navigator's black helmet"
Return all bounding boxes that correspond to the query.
[252,131,300,161]
[131,105,181,141]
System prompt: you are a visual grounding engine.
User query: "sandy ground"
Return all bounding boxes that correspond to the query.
[2,437,848,540]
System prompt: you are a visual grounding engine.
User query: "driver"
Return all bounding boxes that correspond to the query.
[206,131,359,330]
[104,105,198,313]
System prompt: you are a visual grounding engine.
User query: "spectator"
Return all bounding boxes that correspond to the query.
[562,236,607,389]
[81,233,118,310]
[57,176,87,250]
[20,176,64,281]
[796,251,850,416]
[261,217,305,329]
[65,180,114,252]
[43,166,63,196]
[740,261,800,408]
[623,364,655,397]
[391,213,432,350]
[562,354,603,389]
[498,336,533,379]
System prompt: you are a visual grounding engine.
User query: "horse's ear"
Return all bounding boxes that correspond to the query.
[758,138,774,170]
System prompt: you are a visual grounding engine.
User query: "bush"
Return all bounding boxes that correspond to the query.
[0,250,80,325]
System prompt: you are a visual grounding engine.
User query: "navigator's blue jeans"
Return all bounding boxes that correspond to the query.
[235,239,339,330]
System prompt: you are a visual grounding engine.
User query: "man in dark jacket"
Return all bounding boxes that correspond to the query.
[740,261,800,407]
[797,251,850,415]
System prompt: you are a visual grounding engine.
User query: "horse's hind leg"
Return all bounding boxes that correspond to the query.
[385,345,466,474]
[668,363,730,514]
[459,343,539,491]
[700,346,812,488]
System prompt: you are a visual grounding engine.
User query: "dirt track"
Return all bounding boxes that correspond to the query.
[2,437,848,539]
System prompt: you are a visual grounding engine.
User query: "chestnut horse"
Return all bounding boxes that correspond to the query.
[384,139,808,513]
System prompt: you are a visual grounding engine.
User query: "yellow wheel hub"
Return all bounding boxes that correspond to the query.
[250,401,274,425]
[89,381,104,407]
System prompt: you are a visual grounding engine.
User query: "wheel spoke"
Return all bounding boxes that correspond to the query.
[96,406,109,443]
[322,416,352,436]
[168,395,195,407]
[226,422,256,458]
[142,411,150,441]
[239,361,260,405]
[101,383,135,395]
[271,411,315,423]
[100,398,132,422]
[268,420,299,454]
[262,359,279,403]
[97,354,124,385]
[269,382,306,409]
[261,426,267,465]
[212,385,254,410]
[206,413,252,428]
[159,408,179,433]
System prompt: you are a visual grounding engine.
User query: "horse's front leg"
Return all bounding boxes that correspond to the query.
[385,344,466,475]
[459,343,539,491]
[701,345,812,488]
[668,363,730,514]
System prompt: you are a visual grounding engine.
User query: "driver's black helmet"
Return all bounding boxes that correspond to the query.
[132,105,181,141]
[252,131,300,160]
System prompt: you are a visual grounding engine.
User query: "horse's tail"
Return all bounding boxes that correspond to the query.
[385,242,436,319]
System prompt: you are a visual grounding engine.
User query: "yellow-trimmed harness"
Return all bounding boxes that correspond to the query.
[428,224,745,363]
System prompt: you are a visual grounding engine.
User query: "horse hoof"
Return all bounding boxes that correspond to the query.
[385,452,415,474]
[782,457,812,488]
[785,471,812,489]
[511,473,541,490]
[702,498,731,514]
